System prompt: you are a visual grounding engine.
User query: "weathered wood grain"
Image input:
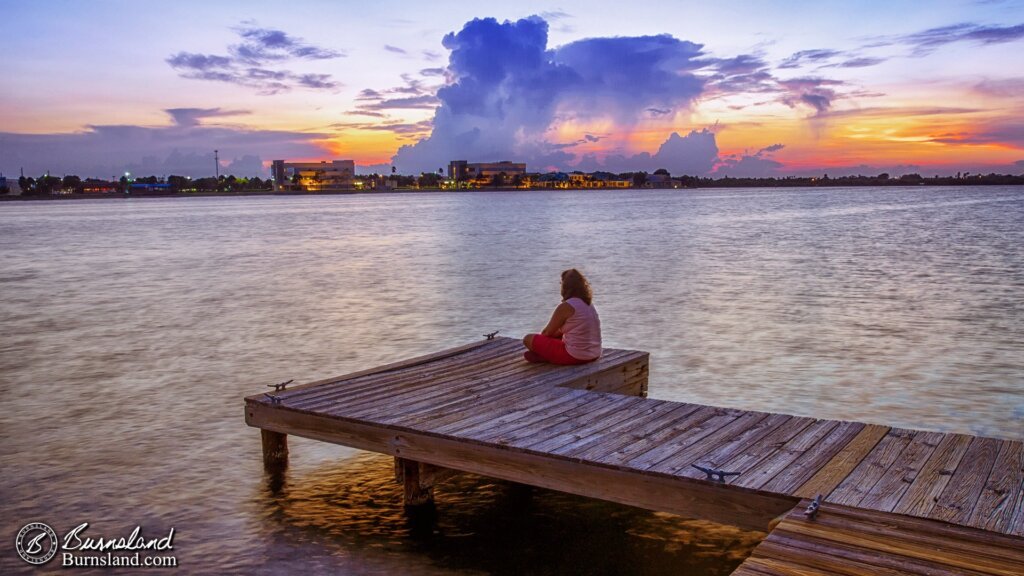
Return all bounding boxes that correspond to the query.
[732,419,841,490]
[572,402,703,463]
[736,500,1024,576]
[793,423,888,499]
[717,416,815,479]
[649,411,771,475]
[858,430,945,512]
[676,413,793,480]
[893,432,973,518]
[284,340,521,409]
[589,404,717,467]
[932,436,1000,525]
[488,394,638,447]
[546,398,684,456]
[969,439,1023,533]
[625,407,745,470]
[827,427,915,506]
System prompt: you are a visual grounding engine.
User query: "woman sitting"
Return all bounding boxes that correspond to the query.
[523,268,602,365]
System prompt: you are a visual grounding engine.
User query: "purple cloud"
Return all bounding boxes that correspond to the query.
[778,49,842,69]
[167,24,343,93]
[359,95,440,110]
[165,108,250,127]
[903,22,1024,55]
[231,26,343,62]
[714,143,786,177]
[778,77,844,114]
[929,121,1024,147]
[835,56,887,68]
[0,111,329,178]
[166,53,233,70]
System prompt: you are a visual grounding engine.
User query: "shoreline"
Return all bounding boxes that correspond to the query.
[2,182,1023,202]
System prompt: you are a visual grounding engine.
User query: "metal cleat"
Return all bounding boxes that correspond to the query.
[267,379,293,392]
[691,464,740,483]
[484,330,500,340]
[805,494,823,520]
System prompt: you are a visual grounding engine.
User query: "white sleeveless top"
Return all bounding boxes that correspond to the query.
[562,297,602,361]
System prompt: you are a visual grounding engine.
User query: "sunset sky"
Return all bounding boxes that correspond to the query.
[1,0,1023,178]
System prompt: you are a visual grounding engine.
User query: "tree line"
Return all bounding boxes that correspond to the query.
[12,174,273,195]
[5,169,1022,196]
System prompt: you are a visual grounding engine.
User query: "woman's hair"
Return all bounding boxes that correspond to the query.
[560,268,593,305]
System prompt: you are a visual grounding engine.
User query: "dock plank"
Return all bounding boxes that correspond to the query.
[932,436,1001,525]
[590,405,719,467]
[758,421,866,495]
[393,375,565,432]
[716,417,814,480]
[269,338,499,396]
[286,340,522,409]
[471,389,622,444]
[286,337,518,401]
[969,439,1023,533]
[1011,474,1024,536]
[676,413,793,480]
[572,402,704,463]
[828,427,916,506]
[792,423,888,499]
[546,399,688,457]
[733,419,841,490]
[506,395,663,451]
[649,410,771,475]
[893,433,973,518]
[858,430,945,512]
[353,359,552,420]
[625,407,745,470]
[437,388,591,438]
[735,500,1024,576]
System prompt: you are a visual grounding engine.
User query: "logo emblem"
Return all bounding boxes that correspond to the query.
[15,522,58,565]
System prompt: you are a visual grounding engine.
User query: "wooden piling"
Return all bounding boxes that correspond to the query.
[395,457,458,506]
[261,429,288,470]
[397,458,432,506]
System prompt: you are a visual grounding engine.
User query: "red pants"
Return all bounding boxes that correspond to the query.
[525,334,593,365]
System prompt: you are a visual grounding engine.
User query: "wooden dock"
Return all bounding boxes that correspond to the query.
[244,336,1024,571]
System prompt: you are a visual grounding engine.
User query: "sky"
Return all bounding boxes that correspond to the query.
[1,0,1023,178]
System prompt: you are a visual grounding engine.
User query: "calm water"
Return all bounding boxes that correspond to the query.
[2,187,1022,574]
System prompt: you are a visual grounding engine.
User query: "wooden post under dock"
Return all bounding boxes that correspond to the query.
[261,429,288,470]
[245,336,1024,573]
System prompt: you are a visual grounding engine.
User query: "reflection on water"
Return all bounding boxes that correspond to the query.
[254,453,760,575]
[1,186,1022,573]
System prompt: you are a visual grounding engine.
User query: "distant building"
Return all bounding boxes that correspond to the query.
[647,173,675,188]
[448,160,468,181]
[592,172,632,188]
[272,159,356,191]
[129,182,171,193]
[82,181,117,193]
[448,160,526,186]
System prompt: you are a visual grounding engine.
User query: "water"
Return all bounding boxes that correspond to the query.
[2,186,1022,574]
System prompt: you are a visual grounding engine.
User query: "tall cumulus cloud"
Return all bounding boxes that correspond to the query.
[392,17,715,174]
